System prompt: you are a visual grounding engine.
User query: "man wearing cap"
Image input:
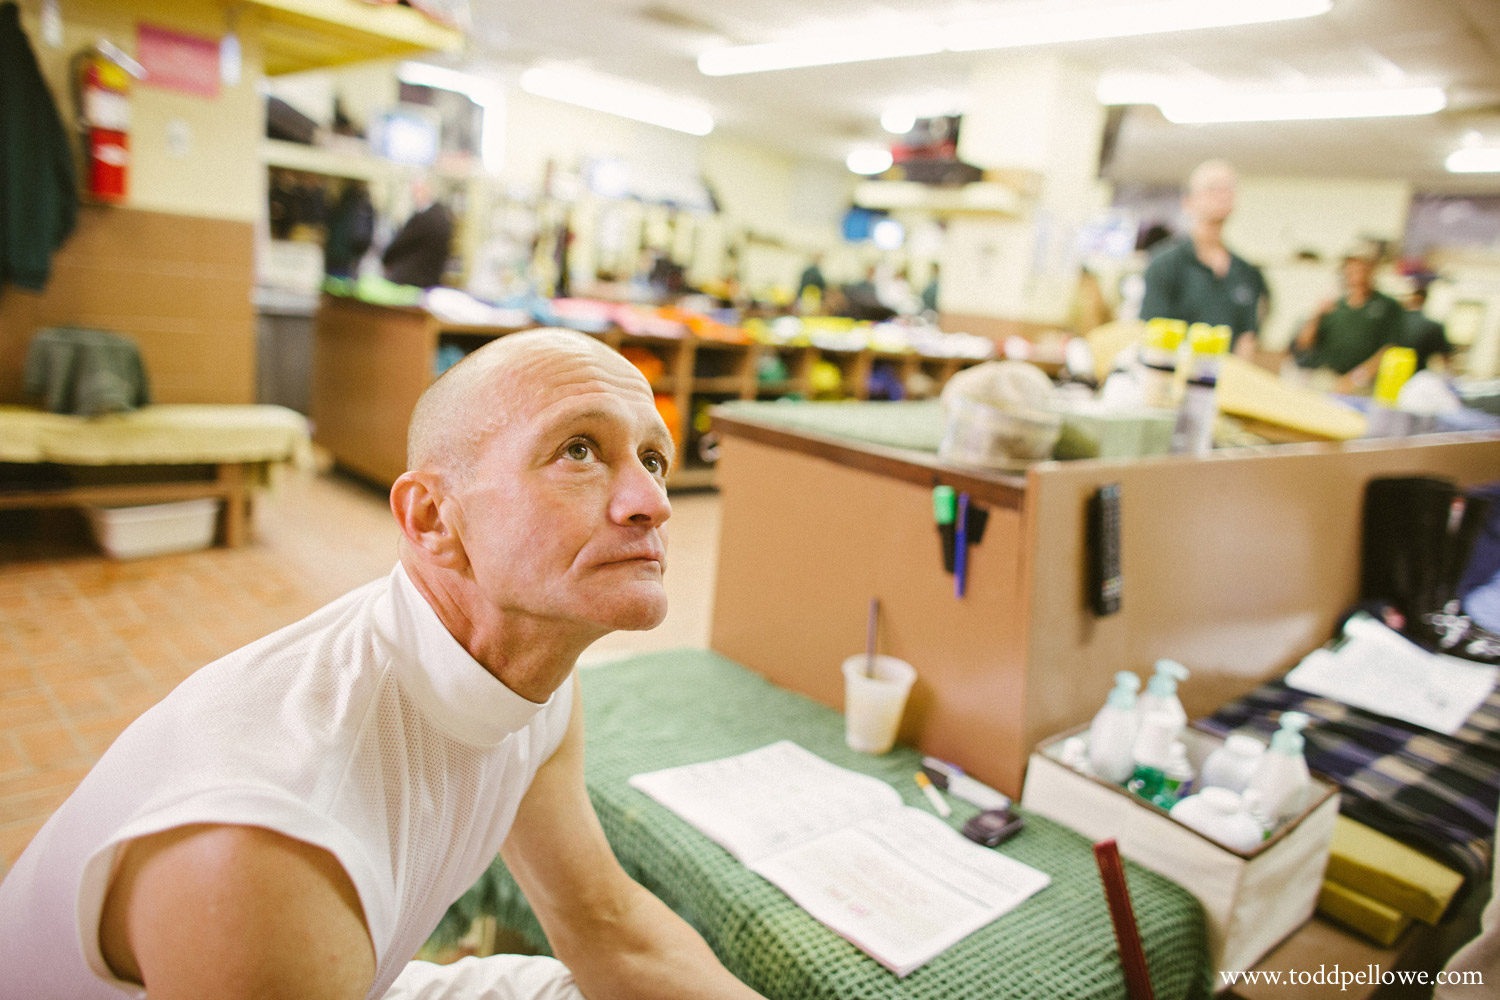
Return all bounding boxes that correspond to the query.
[1294,252,1404,389]
[1140,160,1269,357]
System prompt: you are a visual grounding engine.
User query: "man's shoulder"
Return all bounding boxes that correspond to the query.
[1146,238,1194,268]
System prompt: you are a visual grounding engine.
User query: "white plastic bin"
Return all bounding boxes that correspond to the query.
[84,498,220,559]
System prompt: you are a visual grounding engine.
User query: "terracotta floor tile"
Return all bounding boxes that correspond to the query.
[0,818,46,870]
[15,722,88,770]
[0,690,57,730]
[0,735,27,778]
[48,677,116,720]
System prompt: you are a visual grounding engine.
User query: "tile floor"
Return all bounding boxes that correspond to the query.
[0,469,721,876]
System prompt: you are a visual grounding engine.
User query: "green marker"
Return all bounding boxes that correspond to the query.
[933,485,956,526]
[933,486,957,574]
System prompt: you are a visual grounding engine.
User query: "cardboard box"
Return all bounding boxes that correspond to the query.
[1021,724,1339,980]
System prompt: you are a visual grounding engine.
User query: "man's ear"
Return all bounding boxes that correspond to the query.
[390,472,468,570]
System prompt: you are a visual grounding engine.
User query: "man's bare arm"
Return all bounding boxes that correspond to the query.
[501,678,763,1000]
[98,823,375,1000]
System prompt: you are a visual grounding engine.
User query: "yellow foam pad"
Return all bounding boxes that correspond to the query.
[1217,355,1368,441]
[1318,879,1413,947]
[1324,816,1464,925]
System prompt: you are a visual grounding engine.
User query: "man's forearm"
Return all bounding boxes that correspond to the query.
[551,881,763,1000]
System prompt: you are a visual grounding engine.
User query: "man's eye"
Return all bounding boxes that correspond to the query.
[642,452,666,475]
[564,441,594,461]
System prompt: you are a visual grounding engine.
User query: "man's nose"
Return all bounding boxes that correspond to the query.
[610,460,672,528]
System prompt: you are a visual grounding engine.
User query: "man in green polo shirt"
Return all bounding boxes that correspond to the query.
[1293,253,1404,387]
[1140,160,1268,356]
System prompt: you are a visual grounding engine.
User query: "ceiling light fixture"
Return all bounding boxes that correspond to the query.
[697,0,1329,76]
[947,0,1331,52]
[846,147,894,175]
[519,65,715,136]
[698,28,944,76]
[880,107,917,134]
[1446,148,1500,174]
[1157,85,1447,123]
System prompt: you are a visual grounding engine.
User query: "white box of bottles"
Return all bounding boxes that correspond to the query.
[1021,723,1339,982]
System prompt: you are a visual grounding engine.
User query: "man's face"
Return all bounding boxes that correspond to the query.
[1343,258,1373,295]
[1186,169,1236,225]
[452,345,674,635]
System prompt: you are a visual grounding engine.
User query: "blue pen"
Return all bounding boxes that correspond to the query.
[955,491,969,598]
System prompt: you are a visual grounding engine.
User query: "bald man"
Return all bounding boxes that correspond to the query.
[1140,160,1269,357]
[0,330,764,1000]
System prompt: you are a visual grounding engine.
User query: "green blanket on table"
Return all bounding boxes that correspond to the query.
[434,650,1210,999]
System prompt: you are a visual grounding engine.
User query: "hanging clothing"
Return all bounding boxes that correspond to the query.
[0,1,78,292]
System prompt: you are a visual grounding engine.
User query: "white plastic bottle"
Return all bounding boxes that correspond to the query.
[1246,711,1312,829]
[1138,659,1189,741]
[1170,787,1266,852]
[1087,671,1141,784]
[1200,734,1266,794]
[1171,324,1230,455]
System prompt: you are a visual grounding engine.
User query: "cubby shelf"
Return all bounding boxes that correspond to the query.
[310,296,985,490]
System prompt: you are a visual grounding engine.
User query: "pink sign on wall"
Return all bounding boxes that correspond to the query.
[136,23,220,98]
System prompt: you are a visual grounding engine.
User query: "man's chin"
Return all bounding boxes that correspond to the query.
[585,587,668,632]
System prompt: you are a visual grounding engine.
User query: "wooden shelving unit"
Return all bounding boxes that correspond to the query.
[310,296,985,490]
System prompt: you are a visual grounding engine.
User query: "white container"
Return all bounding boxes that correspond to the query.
[1200,734,1267,794]
[85,498,220,560]
[1087,671,1140,784]
[1170,788,1266,852]
[841,654,916,755]
[1023,723,1338,979]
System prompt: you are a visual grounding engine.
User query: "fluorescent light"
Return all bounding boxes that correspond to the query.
[397,62,506,173]
[847,147,894,175]
[698,27,943,76]
[948,0,1331,52]
[520,65,714,136]
[881,107,916,134]
[697,0,1328,76]
[1159,85,1446,123]
[1447,148,1500,174]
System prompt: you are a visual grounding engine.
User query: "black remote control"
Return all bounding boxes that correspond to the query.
[1088,483,1123,616]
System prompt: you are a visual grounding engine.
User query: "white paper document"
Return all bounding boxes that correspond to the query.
[1285,614,1499,735]
[629,741,1051,976]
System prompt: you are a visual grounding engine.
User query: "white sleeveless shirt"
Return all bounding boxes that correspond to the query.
[0,565,574,999]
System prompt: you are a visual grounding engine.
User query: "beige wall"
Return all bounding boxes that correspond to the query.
[18,0,265,223]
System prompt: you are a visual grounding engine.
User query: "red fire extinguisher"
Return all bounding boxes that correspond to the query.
[73,45,139,203]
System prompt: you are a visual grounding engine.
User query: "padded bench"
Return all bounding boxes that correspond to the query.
[0,404,310,548]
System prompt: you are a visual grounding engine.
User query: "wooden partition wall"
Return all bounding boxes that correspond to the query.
[0,206,256,405]
[709,415,1500,796]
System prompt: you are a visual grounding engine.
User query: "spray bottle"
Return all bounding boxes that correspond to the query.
[1138,659,1189,741]
[1246,711,1312,829]
[1087,671,1141,784]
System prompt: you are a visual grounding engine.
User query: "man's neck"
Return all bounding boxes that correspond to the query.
[1191,221,1229,269]
[402,560,599,704]
[1346,288,1372,308]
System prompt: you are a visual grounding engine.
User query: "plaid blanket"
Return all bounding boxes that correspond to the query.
[1200,679,1500,887]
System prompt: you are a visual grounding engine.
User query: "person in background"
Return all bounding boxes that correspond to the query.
[1293,251,1404,390]
[324,180,376,279]
[1140,159,1269,357]
[921,263,941,314]
[796,253,827,300]
[1396,284,1454,372]
[383,178,454,289]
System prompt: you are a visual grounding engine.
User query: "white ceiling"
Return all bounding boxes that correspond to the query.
[466,0,1500,192]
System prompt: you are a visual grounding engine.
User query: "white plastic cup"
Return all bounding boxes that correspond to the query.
[841,655,916,754]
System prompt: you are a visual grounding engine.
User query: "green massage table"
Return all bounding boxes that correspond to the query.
[433,650,1211,999]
